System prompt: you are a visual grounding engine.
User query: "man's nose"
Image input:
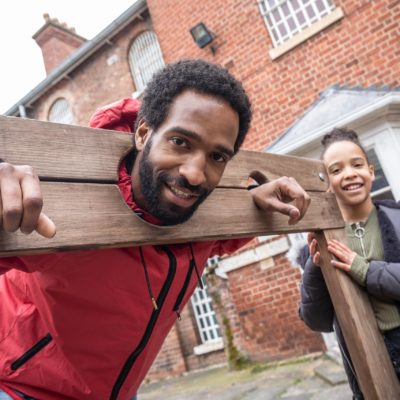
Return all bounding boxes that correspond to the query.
[179,155,206,187]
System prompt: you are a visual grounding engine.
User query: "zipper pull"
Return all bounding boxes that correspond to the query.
[175,308,182,321]
[151,297,158,311]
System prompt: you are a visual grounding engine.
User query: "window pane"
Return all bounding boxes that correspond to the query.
[48,98,74,124]
[366,148,392,193]
[259,0,336,47]
[306,5,316,20]
[129,31,164,92]
[191,274,222,344]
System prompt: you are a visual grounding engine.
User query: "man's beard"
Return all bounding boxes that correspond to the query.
[138,144,210,225]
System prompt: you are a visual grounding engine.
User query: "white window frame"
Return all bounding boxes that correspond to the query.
[129,31,164,95]
[48,98,75,124]
[191,277,222,345]
[258,0,343,59]
[361,129,400,201]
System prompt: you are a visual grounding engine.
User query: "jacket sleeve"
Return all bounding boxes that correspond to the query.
[299,251,335,333]
[210,237,253,258]
[366,260,400,302]
[0,253,64,275]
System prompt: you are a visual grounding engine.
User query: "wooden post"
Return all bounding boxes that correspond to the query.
[315,229,400,399]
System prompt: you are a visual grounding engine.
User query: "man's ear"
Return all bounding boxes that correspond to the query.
[134,119,151,151]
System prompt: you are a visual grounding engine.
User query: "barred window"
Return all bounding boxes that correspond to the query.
[129,31,164,93]
[191,277,222,344]
[258,0,336,47]
[48,98,75,124]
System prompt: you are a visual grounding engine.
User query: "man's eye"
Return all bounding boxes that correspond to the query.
[211,152,226,163]
[171,137,186,146]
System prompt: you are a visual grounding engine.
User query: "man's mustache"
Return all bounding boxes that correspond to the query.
[160,174,209,197]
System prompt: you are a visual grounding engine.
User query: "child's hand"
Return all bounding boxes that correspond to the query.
[327,239,357,272]
[307,232,321,266]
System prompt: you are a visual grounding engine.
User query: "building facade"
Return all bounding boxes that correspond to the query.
[4,0,399,381]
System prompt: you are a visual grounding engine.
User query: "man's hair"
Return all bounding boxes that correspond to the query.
[138,59,252,153]
[321,127,369,162]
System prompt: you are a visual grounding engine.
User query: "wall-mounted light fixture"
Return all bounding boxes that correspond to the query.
[190,22,217,53]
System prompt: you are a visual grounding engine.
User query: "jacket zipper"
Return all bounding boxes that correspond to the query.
[11,333,53,371]
[110,246,177,400]
[173,258,195,320]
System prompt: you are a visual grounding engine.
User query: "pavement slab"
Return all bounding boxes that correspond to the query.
[138,356,353,399]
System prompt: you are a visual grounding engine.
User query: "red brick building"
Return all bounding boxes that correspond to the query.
[5,0,400,380]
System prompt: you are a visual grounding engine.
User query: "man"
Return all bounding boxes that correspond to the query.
[0,60,310,400]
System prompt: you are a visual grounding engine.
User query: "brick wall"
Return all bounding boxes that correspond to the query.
[225,253,324,361]
[148,0,399,150]
[147,324,187,381]
[30,16,153,125]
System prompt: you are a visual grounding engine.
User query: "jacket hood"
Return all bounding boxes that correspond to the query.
[89,98,162,226]
[89,97,140,133]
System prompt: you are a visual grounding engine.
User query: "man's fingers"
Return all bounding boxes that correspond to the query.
[20,172,43,234]
[0,174,23,232]
[285,177,311,220]
[36,213,56,238]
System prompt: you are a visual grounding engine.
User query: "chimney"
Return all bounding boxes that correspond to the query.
[33,14,87,75]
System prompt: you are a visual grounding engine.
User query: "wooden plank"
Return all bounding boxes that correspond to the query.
[0,115,130,182]
[315,229,400,400]
[0,183,342,256]
[221,150,328,191]
[0,116,328,191]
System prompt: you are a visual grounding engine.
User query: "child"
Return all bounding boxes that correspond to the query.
[299,128,400,399]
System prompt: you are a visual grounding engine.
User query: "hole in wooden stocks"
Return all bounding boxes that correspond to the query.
[247,171,269,188]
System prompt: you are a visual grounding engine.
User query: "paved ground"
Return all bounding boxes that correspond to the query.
[138,355,353,400]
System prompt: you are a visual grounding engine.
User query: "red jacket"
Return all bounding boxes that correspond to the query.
[0,99,248,400]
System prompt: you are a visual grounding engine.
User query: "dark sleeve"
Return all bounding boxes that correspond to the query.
[366,260,400,302]
[299,250,334,333]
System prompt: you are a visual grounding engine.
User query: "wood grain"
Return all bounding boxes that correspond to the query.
[0,116,328,190]
[0,183,342,255]
[315,229,400,400]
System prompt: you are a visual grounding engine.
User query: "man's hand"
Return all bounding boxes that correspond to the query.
[327,239,356,272]
[249,176,311,225]
[0,163,56,238]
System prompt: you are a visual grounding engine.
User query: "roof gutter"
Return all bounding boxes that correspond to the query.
[5,0,147,117]
[270,93,400,155]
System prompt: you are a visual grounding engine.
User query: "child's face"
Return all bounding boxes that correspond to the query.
[324,140,375,208]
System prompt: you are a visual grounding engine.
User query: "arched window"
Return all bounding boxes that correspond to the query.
[48,98,75,124]
[129,31,164,94]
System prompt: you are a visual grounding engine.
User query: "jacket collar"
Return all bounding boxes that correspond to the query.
[118,162,162,225]
[375,201,400,262]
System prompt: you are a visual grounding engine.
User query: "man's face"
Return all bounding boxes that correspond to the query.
[132,90,239,225]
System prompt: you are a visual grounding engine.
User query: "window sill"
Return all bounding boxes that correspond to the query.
[194,339,224,355]
[269,7,344,60]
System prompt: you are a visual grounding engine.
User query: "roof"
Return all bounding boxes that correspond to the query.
[268,85,400,154]
[5,0,147,117]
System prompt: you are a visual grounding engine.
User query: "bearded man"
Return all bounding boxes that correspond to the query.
[0,60,309,400]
